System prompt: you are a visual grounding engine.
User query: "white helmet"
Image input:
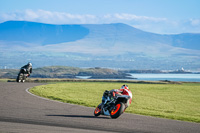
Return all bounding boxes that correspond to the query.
[28,62,32,67]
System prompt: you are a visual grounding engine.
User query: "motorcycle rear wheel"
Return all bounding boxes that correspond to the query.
[110,102,125,119]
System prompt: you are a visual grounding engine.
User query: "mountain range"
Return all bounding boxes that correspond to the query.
[0,21,200,70]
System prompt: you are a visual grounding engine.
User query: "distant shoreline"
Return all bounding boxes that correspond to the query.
[0,66,200,81]
[1,78,199,84]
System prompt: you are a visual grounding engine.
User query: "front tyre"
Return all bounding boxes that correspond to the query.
[94,104,101,117]
[22,74,27,83]
[110,102,125,119]
[16,73,23,83]
[16,76,20,82]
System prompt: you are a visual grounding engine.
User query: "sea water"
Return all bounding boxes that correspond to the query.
[128,73,200,82]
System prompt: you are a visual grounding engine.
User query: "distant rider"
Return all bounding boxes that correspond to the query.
[103,85,132,108]
[20,62,32,76]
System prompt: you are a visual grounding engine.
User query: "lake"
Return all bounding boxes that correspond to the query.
[128,73,200,82]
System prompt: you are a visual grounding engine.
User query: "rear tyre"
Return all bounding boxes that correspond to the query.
[94,104,101,117]
[110,102,125,119]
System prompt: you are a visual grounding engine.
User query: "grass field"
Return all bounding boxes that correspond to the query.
[29,82,200,123]
[0,79,9,82]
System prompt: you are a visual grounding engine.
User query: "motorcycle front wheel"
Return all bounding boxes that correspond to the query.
[110,102,125,119]
[16,73,23,83]
[94,104,101,117]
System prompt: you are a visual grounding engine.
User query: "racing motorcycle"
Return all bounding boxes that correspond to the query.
[16,68,29,83]
[94,90,130,119]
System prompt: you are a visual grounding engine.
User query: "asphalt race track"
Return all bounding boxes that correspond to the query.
[0,82,199,133]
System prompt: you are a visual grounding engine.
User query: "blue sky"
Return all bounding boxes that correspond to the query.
[0,0,200,34]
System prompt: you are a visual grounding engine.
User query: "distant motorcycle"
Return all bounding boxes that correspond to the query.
[16,68,29,83]
[94,90,130,119]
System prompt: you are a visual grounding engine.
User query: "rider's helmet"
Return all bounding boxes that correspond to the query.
[28,62,32,67]
[121,84,129,90]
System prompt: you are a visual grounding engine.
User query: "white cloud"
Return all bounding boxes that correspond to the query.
[109,13,167,22]
[0,9,168,24]
[0,9,98,24]
[0,9,200,34]
[190,18,200,26]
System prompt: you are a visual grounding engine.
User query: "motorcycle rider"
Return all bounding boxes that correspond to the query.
[20,62,32,77]
[104,84,132,109]
[94,84,132,118]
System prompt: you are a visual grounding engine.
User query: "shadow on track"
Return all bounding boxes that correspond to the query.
[46,114,110,119]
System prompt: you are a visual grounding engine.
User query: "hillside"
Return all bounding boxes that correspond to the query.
[1,21,199,50]
[0,21,89,45]
[0,21,200,70]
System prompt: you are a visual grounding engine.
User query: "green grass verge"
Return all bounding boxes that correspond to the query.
[0,78,14,82]
[29,82,200,123]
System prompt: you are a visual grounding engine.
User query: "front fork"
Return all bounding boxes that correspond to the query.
[101,98,116,114]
